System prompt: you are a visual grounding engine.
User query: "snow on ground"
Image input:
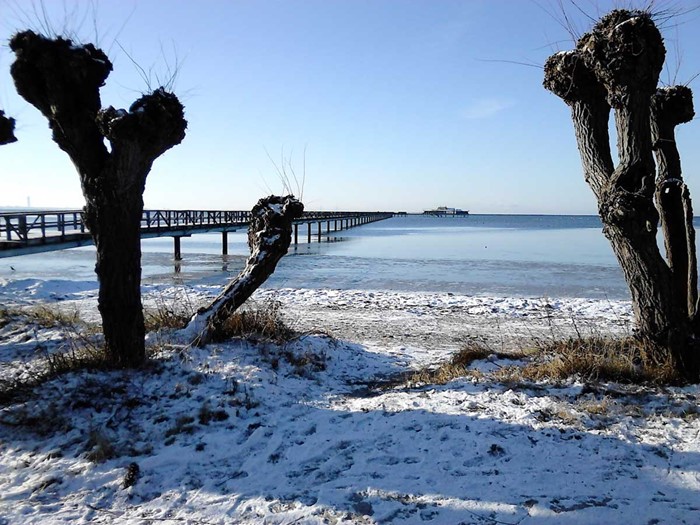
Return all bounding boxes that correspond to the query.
[1,279,699,524]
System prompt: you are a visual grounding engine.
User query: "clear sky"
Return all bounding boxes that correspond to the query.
[1,0,700,214]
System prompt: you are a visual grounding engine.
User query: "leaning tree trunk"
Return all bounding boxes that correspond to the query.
[10,31,186,367]
[0,111,17,145]
[544,10,699,379]
[185,195,304,346]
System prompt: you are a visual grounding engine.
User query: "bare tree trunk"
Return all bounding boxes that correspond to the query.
[90,199,146,367]
[10,31,186,367]
[186,195,304,346]
[544,10,699,380]
[0,111,17,145]
[601,93,681,342]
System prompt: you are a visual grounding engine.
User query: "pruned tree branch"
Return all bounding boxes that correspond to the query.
[0,111,17,145]
[651,85,696,317]
[10,30,111,176]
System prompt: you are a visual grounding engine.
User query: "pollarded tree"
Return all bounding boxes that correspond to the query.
[544,9,699,380]
[0,110,16,144]
[186,194,304,346]
[10,31,187,367]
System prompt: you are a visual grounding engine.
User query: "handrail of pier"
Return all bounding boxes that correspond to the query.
[1,210,85,242]
[0,209,393,244]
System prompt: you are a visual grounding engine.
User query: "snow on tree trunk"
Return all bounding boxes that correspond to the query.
[0,111,16,145]
[10,31,187,368]
[544,10,699,379]
[185,195,304,346]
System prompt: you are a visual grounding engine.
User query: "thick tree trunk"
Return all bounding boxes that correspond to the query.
[544,10,700,380]
[10,31,186,367]
[186,196,304,346]
[598,193,681,343]
[0,111,17,145]
[601,94,681,341]
[88,198,146,367]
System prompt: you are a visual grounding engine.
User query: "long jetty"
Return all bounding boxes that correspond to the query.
[0,209,393,259]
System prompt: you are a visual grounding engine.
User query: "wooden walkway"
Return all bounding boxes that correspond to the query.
[0,209,393,259]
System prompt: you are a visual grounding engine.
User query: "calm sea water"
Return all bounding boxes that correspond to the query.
[0,214,634,299]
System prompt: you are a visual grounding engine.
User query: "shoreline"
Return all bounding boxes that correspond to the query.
[1,277,635,359]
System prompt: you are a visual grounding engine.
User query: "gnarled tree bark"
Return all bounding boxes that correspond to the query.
[185,195,304,346]
[10,31,187,367]
[0,111,17,145]
[544,10,699,379]
[651,86,697,318]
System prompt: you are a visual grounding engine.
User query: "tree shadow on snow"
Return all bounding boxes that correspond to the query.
[0,335,698,524]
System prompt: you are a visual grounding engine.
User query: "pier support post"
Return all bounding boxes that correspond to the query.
[307,223,311,243]
[294,224,298,245]
[174,236,182,261]
[317,221,322,242]
[222,231,228,255]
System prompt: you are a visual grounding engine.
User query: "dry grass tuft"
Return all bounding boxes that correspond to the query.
[84,429,116,463]
[144,292,195,332]
[0,306,110,404]
[407,343,521,387]
[25,305,82,328]
[495,336,680,385]
[0,305,82,330]
[399,335,681,391]
[218,299,295,343]
[0,306,12,329]
[43,343,110,378]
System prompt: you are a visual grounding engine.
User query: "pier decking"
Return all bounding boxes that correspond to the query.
[0,209,393,259]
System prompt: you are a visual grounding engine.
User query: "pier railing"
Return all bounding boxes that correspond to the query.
[0,208,393,258]
[1,210,86,242]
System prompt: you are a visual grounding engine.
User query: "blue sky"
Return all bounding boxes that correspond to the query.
[2,0,700,214]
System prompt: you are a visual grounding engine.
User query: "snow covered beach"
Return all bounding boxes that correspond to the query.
[1,279,699,524]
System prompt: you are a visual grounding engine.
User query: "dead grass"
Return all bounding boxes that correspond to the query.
[209,299,331,375]
[406,343,529,387]
[43,342,109,377]
[84,428,117,463]
[496,336,680,386]
[0,306,11,329]
[144,291,196,332]
[399,335,681,391]
[0,304,83,330]
[218,299,296,343]
[0,306,110,404]
[26,305,83,328]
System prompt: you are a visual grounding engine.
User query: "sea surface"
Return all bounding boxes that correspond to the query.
[0,214,637,299]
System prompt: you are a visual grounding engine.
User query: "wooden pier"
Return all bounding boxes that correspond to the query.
[0,209,393,259]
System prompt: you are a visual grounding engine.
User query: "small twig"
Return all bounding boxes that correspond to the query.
[116,41,153,92]
[475,58,542,69]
